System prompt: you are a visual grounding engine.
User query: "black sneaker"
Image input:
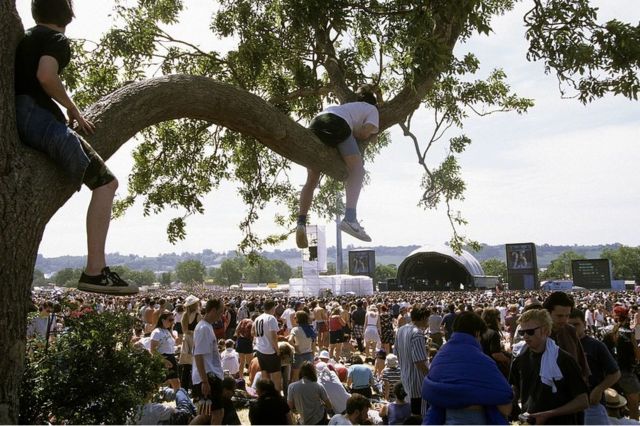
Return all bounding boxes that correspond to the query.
[78,267,139,295]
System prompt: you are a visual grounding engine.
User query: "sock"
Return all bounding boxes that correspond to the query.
[297,215,307,226]
[344,208,357,222]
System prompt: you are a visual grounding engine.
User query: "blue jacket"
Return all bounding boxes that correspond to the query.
[422,332,512,425]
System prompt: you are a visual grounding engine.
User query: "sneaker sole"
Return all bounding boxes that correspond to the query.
[339,222,372,242]
[296,227,308,249]
[78,282,139,295]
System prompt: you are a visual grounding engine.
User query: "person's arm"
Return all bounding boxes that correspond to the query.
[194,354,210,398]
[497,402,512,418]
[322,393,334,415]
[36,56,94,134]
[288,329,298,352]
[269,330,279,353]
[353,123,377,141]
[590,370,621,405]
[491,352,510,364]
[529,393,588,425]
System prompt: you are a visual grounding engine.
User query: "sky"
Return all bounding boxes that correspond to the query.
[15,1,640,258]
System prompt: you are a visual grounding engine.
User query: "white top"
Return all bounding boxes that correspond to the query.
[322,102,379,132]
[281,307,296,330]
[365,311,378,327]
[221,348,240,375]
[150,328,175,354]
[329,414,353,425]
[428,314,442,334]
[192,319,223,384]
[254,313,279,354]
[290,326,314,354]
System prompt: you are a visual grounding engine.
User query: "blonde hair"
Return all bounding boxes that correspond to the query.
[518,308,552,331]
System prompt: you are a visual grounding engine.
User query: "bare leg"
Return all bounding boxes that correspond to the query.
[270,370,283,393]
[342,154,364,210]
[85,179,118,275]
[298,169,321,216]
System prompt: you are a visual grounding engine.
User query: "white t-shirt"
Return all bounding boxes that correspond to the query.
[254,313,279,354]
[290,326,314,354]
[150,328,175,354]
[192,319,223,384]
[322,102,379,133]
[221,348,240,375]
[428,314,442,334]
[281,308,296,330]
[329,414,353,425]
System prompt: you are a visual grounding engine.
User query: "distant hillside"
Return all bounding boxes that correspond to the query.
[35,243,625,275]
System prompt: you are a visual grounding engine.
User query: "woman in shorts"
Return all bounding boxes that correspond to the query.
[328,307,347,360]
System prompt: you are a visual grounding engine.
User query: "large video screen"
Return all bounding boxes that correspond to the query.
[349,250,376,278]
[571,259,612,289]
[506,243,537,272]
[505,243,538,290]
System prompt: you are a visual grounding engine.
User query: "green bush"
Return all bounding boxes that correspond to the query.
[20,309,165,424]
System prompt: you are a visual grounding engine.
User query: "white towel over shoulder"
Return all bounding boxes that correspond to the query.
[540,338,563,393]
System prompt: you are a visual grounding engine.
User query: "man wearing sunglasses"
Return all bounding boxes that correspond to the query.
[510,309,589,425]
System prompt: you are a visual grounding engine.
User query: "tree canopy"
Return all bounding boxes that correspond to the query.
[53,0,638,253]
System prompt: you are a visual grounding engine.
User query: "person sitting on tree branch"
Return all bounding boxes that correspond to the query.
[296,85,379,248]
[14,0,137,295]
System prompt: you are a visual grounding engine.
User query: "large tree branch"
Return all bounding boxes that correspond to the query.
[23,74,348,223]
[83,74,347,179]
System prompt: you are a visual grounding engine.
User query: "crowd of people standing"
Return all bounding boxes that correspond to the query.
[28,287,640,425]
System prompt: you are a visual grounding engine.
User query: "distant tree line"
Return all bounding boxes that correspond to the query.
[35,246,639,288]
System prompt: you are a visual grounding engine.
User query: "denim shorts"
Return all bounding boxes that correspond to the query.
[292,351,314,369]
[15,95,115,190]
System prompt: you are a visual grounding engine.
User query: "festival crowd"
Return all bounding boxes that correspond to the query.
[28,287,640,425]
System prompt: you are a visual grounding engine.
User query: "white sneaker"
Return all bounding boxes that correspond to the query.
[296,224,308,248]
[339,219,372,242]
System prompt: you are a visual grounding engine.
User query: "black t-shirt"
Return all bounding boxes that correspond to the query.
[480,328,503,357]
[603,331,636,371]
[221,397,241,425]
[15,25,71,123]
[510,347,588,424]
[581,335,619,404]
[248,395,290,425]
[351,308,366,326]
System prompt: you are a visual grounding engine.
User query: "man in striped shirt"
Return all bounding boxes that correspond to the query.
[394,304,430,418]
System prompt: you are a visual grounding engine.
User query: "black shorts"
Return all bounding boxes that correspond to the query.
[236,337,253,354]
[256,351,281,373]
[192,373,224,410]
[308,113,351,147]
[329,329,345,344]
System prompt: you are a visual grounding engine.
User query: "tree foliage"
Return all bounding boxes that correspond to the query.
[213,255,293,285]
[19,310,165,425]
[62,0,527,253]
[175,259,206,283]
[59,0,639,253]
[480,258,507,279]
[602,246,640,280]
[374,263,398,283]
[539,250,586,280]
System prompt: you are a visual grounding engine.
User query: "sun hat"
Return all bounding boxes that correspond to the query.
[385,354,398,368]
[319,350,330,359]
[184,295,200,308]
[605,388,627,409]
